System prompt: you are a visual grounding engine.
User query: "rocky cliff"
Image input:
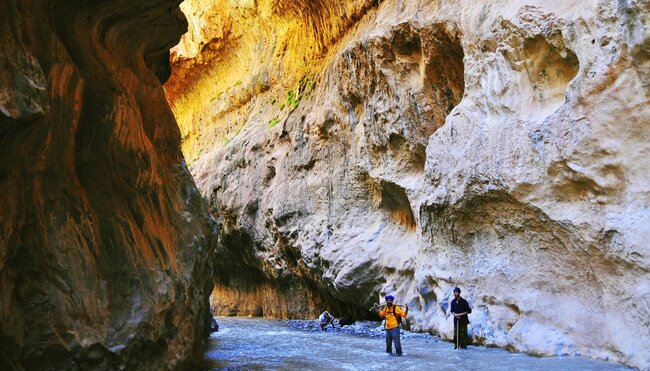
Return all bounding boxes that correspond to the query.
[166,0,649,369]
[0,0,216,369]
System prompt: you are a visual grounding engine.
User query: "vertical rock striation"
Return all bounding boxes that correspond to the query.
[168,0,649,369]
[0,0,216,369]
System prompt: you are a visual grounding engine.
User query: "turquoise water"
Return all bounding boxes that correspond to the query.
[203,317,632,370]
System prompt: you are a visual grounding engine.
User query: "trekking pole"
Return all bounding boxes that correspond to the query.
[369,302,407,311]
[455,317,459,351]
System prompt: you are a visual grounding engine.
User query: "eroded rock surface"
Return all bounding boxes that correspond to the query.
[167,0,649,369]
[0,0,216,369]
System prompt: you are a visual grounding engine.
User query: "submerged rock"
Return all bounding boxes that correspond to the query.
[211,317,220,333]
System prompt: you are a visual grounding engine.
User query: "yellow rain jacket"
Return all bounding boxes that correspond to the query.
[379,304,407,330]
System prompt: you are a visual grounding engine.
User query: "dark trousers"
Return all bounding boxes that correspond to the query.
[385,327,402,354]
[453,321,469,348]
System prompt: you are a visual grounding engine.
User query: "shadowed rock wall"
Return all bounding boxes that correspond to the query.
[0,0,216,369]
[167,0,649,369]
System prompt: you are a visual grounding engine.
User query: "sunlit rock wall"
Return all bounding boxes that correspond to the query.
[167,0,650,369]
[0,0,216,369]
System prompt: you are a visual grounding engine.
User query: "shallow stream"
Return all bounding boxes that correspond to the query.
[203,317,631,370]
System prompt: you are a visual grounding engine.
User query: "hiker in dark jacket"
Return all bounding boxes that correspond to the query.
[450,287,472,349]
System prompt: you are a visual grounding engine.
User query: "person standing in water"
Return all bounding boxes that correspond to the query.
[318,311,335,331]
[450,287,472,349]
[376,295,408,355]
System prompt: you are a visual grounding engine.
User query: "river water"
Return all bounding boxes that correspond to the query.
[202,317,631,370]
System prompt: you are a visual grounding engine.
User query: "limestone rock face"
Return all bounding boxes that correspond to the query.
[0,0,216,369]
[167,0,649,369]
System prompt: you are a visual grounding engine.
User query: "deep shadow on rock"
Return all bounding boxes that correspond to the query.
[0,0,217,369]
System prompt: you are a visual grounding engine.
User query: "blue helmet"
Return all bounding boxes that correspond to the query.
[385,295,394,301]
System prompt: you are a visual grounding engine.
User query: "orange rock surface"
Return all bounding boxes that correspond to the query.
[0,0,216,369]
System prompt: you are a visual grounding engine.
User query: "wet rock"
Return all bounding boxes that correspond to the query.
[211,317,220,333]
[338,317,356,326]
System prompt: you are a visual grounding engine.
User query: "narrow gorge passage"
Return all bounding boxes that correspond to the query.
[167,0,649,370]
[1,0,647,370]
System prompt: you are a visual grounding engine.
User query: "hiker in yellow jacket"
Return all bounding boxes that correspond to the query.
[376,295,408,355]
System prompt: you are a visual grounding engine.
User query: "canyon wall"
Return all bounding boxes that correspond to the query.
[0,0,216,369]
[167,0,649,369]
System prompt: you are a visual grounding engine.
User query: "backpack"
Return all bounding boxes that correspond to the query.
[386,305,402,325]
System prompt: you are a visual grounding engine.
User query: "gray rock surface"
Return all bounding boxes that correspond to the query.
[168,0,650,369]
